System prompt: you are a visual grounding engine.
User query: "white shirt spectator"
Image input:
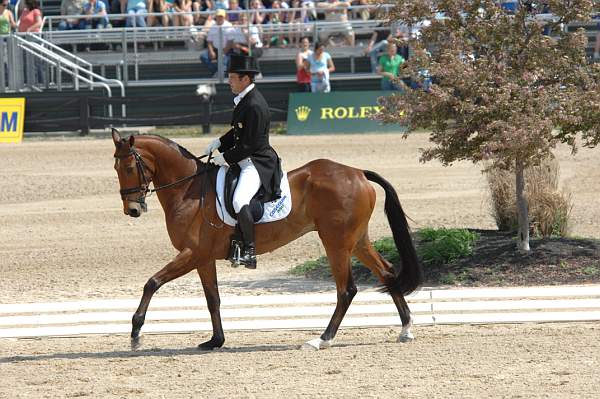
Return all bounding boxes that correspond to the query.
[232,24,263,48]
[207,19,235,50]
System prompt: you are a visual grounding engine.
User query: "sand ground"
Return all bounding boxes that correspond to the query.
[1,133,599,398]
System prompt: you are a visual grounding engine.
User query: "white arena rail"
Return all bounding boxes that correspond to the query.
[1,285,599,338]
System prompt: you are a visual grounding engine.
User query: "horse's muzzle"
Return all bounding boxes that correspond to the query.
[126,201,147,218]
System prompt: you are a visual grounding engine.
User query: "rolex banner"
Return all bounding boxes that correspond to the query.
[286,91,404,135]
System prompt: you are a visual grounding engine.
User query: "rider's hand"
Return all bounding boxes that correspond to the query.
[212,153,227,166]
[203,138,221,156]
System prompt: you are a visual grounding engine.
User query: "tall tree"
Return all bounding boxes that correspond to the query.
[379,0,600,251]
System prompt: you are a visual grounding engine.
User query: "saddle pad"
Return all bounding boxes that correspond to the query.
[215,165,292,226]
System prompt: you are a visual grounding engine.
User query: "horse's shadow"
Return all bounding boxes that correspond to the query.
[1,343,299,364]
[1,340,375,364]
[220,276,336,293]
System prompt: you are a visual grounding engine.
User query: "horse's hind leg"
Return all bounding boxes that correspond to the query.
[302,245,357,351]
[353,235,414,342]
[131,248,195,350]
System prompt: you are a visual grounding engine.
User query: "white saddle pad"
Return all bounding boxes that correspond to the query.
[215,165,292,226]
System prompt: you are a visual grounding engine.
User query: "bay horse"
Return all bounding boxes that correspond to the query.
[111,129,423,350]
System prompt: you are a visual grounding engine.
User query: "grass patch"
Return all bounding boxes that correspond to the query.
[582,265,600,276]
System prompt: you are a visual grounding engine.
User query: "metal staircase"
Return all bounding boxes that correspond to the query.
[0,33,126,118]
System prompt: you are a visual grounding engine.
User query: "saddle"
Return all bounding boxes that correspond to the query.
[223,163,264,223]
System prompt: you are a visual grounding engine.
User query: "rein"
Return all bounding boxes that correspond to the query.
[116,148,212,199]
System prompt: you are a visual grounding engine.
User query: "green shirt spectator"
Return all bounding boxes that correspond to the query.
[377,43,405,91]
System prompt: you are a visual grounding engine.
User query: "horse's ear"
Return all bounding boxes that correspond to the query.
[112,128,122,147]
[129,135,135,147]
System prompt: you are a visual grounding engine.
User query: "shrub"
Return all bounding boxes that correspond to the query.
[486,158,573,237]
[418,228,480,265]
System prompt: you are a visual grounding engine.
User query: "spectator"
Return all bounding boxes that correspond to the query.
[18,0,44,83]
[365,22,390,73]
[120,0,146,27]
[200,8,235,76]
[18,0,42,32]
[377,42,404,91]
[303,41,335,92]
[81,0,111,29]
[265,0,287,47]
[0,0,17,34]
[350,0,369,21]
[213,0,227,9]
[301,0,316,21]
[173,0,193,26]
[287,0,305,47]
[295,36,312,91]
[192,0,212,25]
[231,11,263,57]
[248,0,264,25]
[58,0,85,30]
[108,0,126,27]
[316,0,354,46]
[227,0,242,23]
[147,0,169,27]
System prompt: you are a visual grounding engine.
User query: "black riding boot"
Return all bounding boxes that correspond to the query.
[237,205,257,269]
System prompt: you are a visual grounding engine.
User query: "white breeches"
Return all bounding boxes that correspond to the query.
[232,157,261,214]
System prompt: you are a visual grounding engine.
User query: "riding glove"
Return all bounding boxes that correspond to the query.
[203,138,221,156]
[212,153,227,166]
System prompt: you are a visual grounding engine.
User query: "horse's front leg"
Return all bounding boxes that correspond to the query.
[196,260,225,350]
[131,248,195,350]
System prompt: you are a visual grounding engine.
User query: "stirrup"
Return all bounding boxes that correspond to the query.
[227,240,242,268]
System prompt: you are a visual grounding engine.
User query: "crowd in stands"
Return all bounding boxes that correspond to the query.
[2,0,599,89]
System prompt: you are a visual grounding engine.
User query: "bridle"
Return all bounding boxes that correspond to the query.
[115,147,211,212]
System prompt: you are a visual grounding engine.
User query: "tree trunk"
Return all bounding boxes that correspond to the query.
[515,160,530,252]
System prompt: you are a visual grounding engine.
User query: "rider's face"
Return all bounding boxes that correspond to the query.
[228,73,251,95]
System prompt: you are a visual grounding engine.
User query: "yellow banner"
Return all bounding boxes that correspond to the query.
[0,98,26,143]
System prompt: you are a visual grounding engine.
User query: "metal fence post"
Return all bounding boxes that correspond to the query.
[56,59,62,91]
[80,95,90,135]
[122,29,129,85]
[0,37,5,93]
[217,26,223,82]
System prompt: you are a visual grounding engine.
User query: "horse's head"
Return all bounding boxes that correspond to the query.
[112,129,155,218]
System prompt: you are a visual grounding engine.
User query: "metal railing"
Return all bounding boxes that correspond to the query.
[37,15,389,83]
[1,33,126,118]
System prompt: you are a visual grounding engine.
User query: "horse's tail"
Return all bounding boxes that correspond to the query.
[363,170,423,296]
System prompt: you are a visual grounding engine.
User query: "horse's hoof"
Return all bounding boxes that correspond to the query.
[197,339,224,351]
[131,335,143,351]
[301,338,332,351]
[397,331,414,343]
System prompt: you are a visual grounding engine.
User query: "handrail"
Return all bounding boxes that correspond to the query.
[13,33,127,118]
[26,32,93,73]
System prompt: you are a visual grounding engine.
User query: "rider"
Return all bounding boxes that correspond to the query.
[203,54,282,269]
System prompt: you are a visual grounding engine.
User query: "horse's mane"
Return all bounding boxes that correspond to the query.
[141,134,201,162]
